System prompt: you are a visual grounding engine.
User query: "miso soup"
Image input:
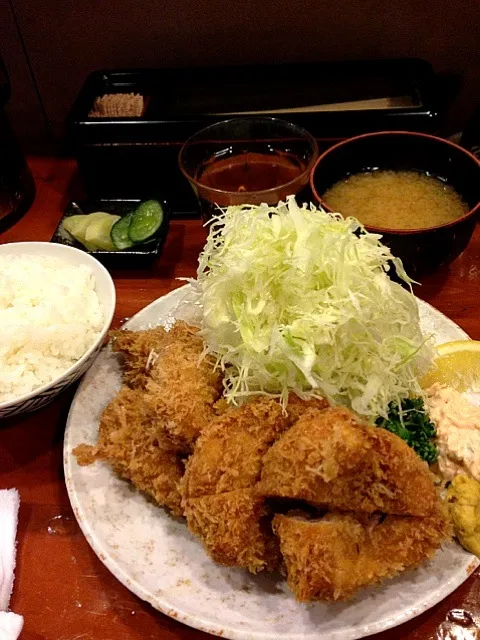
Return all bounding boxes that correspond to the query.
[322,170,469,230]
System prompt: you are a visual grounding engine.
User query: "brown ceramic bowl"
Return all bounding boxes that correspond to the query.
[310,131,480,277]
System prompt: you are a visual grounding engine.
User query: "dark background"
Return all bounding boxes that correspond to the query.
[1,0,480,144]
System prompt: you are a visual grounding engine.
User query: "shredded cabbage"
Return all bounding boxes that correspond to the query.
[191,197,433,420]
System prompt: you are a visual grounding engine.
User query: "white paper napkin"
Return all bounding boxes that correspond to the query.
[0,612,23,640]
[0,489,23,639]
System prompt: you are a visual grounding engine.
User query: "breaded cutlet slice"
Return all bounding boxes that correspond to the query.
[145,322,224,452]
[258,407,438,517]
[273,508,451,602]
[184,489,280,573]
[181,396,325,572]
[181,394,329,500]
[181,397,289,499]
[180,396,329,572]
[73,386,185,516]
[110,325,168,388]
[285,394,329,425]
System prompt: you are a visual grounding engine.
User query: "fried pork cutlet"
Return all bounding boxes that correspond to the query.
[285,394,329,424]
[184,488,280,573]
[273,508,451,602]
[110,325,168,388]
[73,386,185,516]
[75,321,223,517]
[181,397,289,499]
[258,407,438,517]
[181,397,289,572]
[182,394,329,500]
[181,395,330,573]
[145,322,224,452]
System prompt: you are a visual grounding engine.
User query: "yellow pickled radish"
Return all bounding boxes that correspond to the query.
[421,340,480,391]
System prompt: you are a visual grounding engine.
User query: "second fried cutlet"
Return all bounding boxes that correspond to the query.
[180,397,289,572]
[181,394,329,500]
[285,394,329,424]
[184,488,280,573]
[145,322,224,452]
[181,397,289,499]
[258,407,438,517]
[273,508,451,601]
[180,395,330,572]
[73,386,185,516]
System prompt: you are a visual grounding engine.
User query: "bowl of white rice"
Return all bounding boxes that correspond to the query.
[0,241,116,419]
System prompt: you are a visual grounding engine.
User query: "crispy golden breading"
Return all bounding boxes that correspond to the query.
[285,395,330,425]
[76,319,449,593]
[258,407,438,517]
[145,322,224,452]
[273,508,451,602]
[75,321,223,515]
[73,386,184,516]
[181,397,289,500]
[180,396,327,571]
[184,489,280,573]
[110,325,168,388]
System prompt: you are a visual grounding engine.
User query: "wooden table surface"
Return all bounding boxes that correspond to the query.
[1,155,480,640]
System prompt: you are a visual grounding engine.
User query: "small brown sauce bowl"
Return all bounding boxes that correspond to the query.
[309,131,480,277]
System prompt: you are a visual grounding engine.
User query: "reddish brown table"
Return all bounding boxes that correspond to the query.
[1,156,480,640]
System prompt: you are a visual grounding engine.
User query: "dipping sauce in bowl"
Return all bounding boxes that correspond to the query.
[323,169,469,230]
[198,151,304,195]
[310,131,480,276]
[179,117,318,221]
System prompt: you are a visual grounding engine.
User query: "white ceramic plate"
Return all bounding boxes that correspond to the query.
[64,284,479,640]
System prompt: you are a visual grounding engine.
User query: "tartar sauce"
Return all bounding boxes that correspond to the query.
[425,383,480,482]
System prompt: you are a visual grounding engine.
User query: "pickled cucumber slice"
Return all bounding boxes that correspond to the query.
[111,213,134,250]
[85,214,121,251]
[128,200,164,243]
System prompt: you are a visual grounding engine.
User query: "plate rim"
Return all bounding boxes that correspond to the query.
[64,284,479,640]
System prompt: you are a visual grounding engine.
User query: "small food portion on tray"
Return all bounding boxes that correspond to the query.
[51,199,169,268]
[63,211,121,251]
[61,200,164,252]
[72,197,480,605]
[88,93,144,118]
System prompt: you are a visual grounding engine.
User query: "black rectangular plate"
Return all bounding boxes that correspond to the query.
[66,59,441,210]
[51,199,169,269]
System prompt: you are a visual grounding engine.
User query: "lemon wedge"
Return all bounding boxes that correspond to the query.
[421,340,480,391]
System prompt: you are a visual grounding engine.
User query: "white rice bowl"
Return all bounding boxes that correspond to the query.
[0,242,115,418]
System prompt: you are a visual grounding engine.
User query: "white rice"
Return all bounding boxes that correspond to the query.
[0,254,104,403]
